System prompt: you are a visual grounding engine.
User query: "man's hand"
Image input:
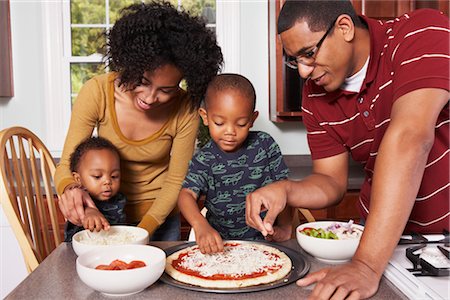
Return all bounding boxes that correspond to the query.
[82,207,110,232]
[194,224,224,254]
[265,223,292,242]
[296,259,381,300]
[58,184,96,226]
[245,180,289,236]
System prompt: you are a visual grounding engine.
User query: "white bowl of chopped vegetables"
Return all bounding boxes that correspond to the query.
[72,225,149,256]
[296,220,364,263]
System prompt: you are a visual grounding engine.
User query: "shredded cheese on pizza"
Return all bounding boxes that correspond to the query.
[178,244,286,278]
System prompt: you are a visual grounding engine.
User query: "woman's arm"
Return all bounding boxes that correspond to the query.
[138,109,199,235]
[54,77,104,224]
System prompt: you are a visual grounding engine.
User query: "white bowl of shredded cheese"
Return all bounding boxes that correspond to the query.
[72,225,149,256]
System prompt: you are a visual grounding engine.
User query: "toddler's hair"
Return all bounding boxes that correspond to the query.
[70,137,120,172]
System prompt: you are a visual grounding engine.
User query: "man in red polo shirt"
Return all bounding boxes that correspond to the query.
[246,0,449,299]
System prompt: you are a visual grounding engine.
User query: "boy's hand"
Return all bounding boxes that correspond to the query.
[194,225,224,254]
[82,207,110,232]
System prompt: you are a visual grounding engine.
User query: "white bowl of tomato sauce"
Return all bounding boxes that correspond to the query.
[76,244,165,296]
[296,220,364,263]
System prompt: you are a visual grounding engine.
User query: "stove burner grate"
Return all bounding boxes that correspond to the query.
[405,244,450,276]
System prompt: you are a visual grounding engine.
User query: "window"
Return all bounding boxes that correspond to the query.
[42,0,238,155]
[67,0,217,104]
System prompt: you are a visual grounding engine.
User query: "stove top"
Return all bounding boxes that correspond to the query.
[406,244,450,276]
[384,234,450,299]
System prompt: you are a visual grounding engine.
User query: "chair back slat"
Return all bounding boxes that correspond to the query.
[20,137,46,256]
[41,150,61,246]
[3,147,19,216]
[37,155,54,256]
[8,136,32,235]
[0,127,64,273]
[29,141,50,258]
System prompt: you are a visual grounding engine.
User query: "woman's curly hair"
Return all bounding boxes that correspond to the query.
[106,1,223,109]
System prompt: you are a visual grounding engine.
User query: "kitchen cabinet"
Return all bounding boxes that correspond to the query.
[296,190,362,224]
[268,0,449,122]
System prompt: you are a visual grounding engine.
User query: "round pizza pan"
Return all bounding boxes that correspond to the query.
[159,240,310,293]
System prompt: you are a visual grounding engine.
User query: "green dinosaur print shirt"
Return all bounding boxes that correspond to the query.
[183,131,289,240]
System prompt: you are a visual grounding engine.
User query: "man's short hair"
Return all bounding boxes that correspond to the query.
[278,0,362,34]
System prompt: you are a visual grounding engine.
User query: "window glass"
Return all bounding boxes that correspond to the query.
[109,0,142,23]
[70,63,105,105]
[71,0,105,24]
[71,28,106,56]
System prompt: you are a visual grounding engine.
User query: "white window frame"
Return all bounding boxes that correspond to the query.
[216,0,241,73]
[42,0,240,157]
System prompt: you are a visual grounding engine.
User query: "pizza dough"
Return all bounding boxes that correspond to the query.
[165,242,292,288]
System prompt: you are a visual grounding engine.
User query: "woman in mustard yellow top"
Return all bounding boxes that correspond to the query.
[55,2,222,240]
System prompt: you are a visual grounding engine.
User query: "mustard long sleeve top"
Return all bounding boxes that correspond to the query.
[54,72,199,235]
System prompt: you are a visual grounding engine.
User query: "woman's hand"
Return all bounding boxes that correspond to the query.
[58,184,97,226]
[82,207,110,232]
[194,224,224,254]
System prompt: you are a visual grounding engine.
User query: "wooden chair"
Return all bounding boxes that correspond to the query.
[0,126,63,273]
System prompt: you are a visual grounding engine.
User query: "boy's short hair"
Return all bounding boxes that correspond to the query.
[70,137,120,172]
[205,73,256,111]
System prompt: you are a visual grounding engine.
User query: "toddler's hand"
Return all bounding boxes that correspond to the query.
[194,225,223,254]
[82,207,110,232]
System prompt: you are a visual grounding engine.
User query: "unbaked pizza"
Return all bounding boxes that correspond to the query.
[165,242,292,288]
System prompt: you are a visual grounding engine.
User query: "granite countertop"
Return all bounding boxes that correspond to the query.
[6,240,406,300]
[284,155,365,190]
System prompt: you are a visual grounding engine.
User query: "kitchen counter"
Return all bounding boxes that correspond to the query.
[6,240,406,299]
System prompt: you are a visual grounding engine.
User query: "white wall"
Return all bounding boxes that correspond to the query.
[0,1,46,137]
[0,0,310,297]
[0,206,28,298]
[239,1,310,156]
[1,2,45,297]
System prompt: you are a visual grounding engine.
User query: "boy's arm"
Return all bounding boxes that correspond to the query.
[178,188,223,254]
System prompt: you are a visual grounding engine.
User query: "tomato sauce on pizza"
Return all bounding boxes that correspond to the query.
[165,242,292,288]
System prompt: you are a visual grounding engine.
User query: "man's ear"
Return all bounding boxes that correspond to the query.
[250,111,259,127]
[198,107,209,126]
[336,14,355,42]
[72,172,82,184]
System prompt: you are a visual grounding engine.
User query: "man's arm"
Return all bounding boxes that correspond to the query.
[354,88,449,279]
[298,88,449,299]
[246,152,349,236]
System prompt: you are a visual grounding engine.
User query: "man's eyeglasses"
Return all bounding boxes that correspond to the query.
[285,18,337,69]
